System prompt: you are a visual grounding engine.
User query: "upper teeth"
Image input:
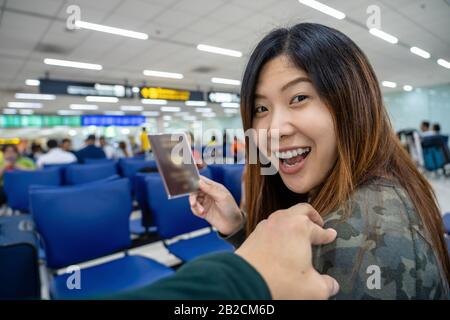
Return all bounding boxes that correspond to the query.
[275,147,310,159]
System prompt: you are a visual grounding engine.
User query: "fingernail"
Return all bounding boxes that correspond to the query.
[327,228,337,238]
[332,279,340,296]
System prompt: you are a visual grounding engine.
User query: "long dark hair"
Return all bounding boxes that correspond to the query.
[240,23,450,283]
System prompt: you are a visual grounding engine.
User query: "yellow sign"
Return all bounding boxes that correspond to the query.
[0,138,20,145]
[140,87,190,101]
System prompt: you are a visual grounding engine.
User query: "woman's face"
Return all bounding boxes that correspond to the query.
[3,146,19,162]
[252,55,338,194]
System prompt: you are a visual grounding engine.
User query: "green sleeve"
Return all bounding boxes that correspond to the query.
[17,157,36,169]
[110,252,271,300]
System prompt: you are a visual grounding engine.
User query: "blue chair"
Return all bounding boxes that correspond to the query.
[446,236,450,256]
[84,158,116,165]
[208,164,226,184]
[43,163,75,185]
[145,174,233,262]
[222,165,244,204]
[29,178,173,299]
[3,168,61,213]
[443,213,450,235]
[119,159,157,178]
[64,163,117,185]
[118,158,158,197]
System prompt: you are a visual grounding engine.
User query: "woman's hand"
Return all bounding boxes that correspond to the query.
[189,176,243,235]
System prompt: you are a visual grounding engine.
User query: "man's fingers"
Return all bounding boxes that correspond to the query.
[287,203,324,227]
[304,208,324,227]
[319,274,340,298]
[309,224,337,245]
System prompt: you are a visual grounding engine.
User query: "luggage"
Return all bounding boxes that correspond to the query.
[0,215,40,299]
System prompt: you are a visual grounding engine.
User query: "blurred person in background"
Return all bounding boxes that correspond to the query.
[36,139,77,168]
[231,136,245,163]
[0,144,36,205]
[17,139,29,157]
[115,141,130,159]
[187,131,205,169]
[99,136,115,159]
[128,136,140,156]
[61,138,74,154]
[420,121,434,138]
[140,127,151,154]
[76,134,106,163]
[28,142,44,161]
[433,123,441,135]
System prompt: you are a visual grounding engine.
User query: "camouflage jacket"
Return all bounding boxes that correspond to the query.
[223,177,449,299]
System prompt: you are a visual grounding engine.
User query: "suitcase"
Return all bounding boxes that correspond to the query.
[0,215,40,299]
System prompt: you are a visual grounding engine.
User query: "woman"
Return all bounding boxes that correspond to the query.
[0,144,36,205]
[190,23,449,299]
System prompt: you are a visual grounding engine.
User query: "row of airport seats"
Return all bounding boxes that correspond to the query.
[2,157,157,213]
[1,160,244,299]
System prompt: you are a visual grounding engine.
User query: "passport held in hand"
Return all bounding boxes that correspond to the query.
[148,133,200,199]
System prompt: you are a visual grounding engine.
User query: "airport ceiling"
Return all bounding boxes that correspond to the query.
[0,0,449,115]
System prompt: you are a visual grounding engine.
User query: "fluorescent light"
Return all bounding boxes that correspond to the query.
[163,115,172,121]
[221,102,239,108]
[185,100,207,107]
[104,111,125,115]
[160,106,181,112]
[369,28,398,44]
[19,109,34,115]
[382,81,397,88]
[224,108,239,114]
[298,0,345,20]
[142,111,160,117]
[437,58,450,69]
[141,99,167,105]
[75,20,148,40]
[3,109,17,114]
[44,58,102,70]
[211,77,241,86]
[15,93,55,100]
[202,112,216,118]
[197,44,242,57]
[143,70,183,79]
[25,79,40,86]
[403,85,413,92]
[183,116,197,121]
[86,96,119,103]
[121,128,130,135]
[58,110,82,115]
[7,102,42,109]
[410,47,430,59]
[132,86,140,93]
[120,105,143,111]
[70,104,98,110]
[195,107,212,113]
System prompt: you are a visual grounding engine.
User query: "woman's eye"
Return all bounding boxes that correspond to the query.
[291,95,308,104]
[254,106,268,114]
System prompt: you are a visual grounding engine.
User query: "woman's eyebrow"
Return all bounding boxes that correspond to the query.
[280,76,311,92]
[254,76,311,99]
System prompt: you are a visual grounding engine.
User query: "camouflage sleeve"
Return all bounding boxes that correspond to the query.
[312,184,449,300]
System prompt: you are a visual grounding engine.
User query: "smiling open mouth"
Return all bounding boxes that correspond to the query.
[275,147,311,168]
